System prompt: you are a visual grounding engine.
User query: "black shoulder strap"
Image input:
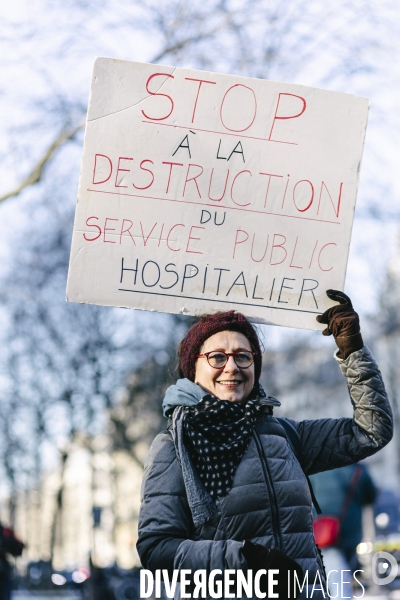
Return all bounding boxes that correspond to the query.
[276,417,321,515]
[276,418,302,460]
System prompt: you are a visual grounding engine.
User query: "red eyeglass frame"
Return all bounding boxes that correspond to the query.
[195,351,257,369]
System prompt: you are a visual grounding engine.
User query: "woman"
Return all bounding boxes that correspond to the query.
[137,290,393,599]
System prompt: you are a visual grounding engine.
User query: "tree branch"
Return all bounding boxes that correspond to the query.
[0,16,225,206]
[151,28,221,62]
[0,122,84,204]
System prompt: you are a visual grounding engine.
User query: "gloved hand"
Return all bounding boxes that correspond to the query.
[316,289,364,359]
[242,540,303,599]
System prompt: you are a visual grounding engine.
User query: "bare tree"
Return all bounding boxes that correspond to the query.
[0,0,397,316]
[1,0,398,220]
[109,315,189,467]
[0,196,177,490]
[375,248,400,478]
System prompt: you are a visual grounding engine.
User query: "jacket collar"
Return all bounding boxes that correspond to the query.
[163,378,280,418]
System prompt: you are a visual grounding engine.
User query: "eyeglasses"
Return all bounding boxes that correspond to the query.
[196,351,256,369]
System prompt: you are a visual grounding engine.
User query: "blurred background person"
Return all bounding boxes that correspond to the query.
[0,523,24,600]
[310,463,377,598]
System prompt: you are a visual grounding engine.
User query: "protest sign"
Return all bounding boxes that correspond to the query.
[66,58,369,329]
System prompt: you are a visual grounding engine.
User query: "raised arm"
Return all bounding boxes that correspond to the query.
[291,345,393,475]
[291,290,393,474]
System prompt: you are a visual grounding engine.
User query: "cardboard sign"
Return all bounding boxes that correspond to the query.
[66,58,369,329]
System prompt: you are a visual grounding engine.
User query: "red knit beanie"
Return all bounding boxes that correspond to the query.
[179,311,262,383]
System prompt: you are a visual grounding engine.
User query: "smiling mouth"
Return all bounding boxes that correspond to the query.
[217,381,243,386]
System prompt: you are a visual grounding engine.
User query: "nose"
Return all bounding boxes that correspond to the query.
[224,355,239,371]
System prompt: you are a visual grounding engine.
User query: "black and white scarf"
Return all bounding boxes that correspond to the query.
[183,396,260,500]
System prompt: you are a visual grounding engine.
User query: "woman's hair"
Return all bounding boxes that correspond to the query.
[178,310,262,382]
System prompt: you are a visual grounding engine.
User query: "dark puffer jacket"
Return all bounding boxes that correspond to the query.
[137,347,393,599]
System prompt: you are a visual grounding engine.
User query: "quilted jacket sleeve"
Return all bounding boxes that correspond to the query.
[137,431,247,575]
[289,346,393,476]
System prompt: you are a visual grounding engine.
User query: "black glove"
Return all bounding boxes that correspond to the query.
[242,540,303,599]
[316,289,364,359]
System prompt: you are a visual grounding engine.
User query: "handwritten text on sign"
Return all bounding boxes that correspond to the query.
[66,58,369,329]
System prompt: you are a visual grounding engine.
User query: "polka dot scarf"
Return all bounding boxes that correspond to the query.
[183,396,259,500]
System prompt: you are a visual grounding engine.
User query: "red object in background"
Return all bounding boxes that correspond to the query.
[1,526,25,557]
[313,515,340,548]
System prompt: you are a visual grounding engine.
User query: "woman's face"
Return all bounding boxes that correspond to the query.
[194,330,255,403]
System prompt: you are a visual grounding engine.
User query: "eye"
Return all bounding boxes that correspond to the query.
[234,352,253,366]
[207,352,227,366]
